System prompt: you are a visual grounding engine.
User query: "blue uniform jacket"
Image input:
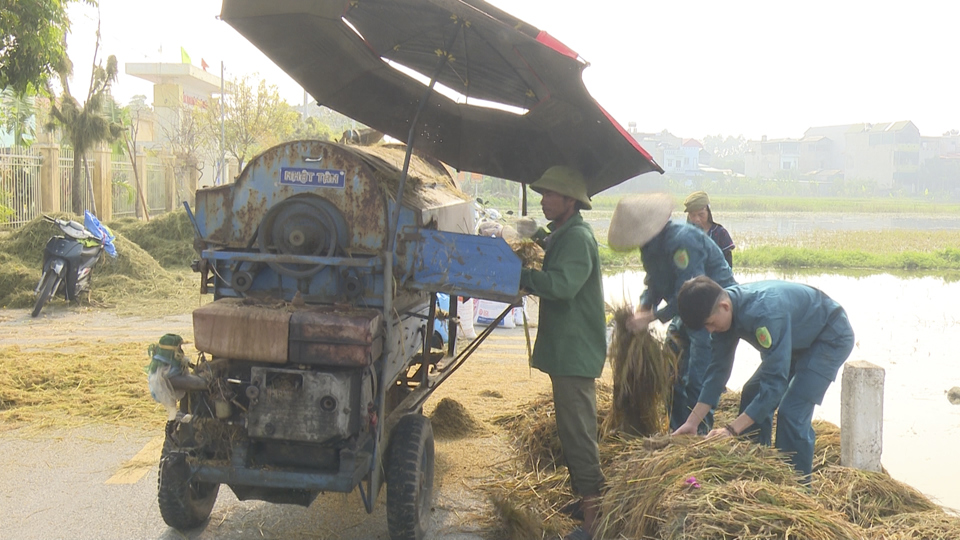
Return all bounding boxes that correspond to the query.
[640,221,736,322]
[699,281,852,423]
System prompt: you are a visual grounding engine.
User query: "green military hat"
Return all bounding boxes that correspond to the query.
[529,166,592,210]
[683,191,710,213]
[607,193,674,251]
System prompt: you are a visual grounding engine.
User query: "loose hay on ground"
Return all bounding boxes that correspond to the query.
[428,397,485,439]
[0,341,167,430]
[813,465,941,527]
[493,383,613,472]
[866,510,960,539]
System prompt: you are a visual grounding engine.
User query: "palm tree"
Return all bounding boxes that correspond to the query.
[46,31,121,216]
[0,88,37,148]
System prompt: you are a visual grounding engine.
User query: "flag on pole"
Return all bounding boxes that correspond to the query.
[201,58,210,71]
[181,47,191,64]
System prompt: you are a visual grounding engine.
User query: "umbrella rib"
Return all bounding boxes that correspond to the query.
[468,28,541,106]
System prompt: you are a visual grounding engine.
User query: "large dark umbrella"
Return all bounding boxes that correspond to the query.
[220,0,662,195]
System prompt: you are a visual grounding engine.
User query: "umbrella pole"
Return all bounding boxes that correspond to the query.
[386,21,464,253]
[373,21,464,507]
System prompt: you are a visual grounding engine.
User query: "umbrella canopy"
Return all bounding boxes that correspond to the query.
[221,0,663,195]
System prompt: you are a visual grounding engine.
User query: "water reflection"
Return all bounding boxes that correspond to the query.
[604,270,960,511]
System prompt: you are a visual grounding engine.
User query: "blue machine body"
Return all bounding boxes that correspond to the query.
[193,140,521,305]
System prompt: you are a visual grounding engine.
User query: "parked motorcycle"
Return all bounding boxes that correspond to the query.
[32,212,116,317]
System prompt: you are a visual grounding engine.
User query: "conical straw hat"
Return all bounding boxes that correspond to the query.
[607,193,673,251]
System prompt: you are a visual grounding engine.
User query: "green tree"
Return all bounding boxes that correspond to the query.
[0,87,37,147]
[208,76,298,170]
[0,0,94,96]
[46,29,122,215]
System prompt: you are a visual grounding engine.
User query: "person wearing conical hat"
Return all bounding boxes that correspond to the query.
[675,276,854,480]
[520,166,605,540]
[608,193,736,435]
[684,191,735,268]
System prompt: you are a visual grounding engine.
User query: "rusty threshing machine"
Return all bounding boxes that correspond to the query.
[160,140,521,539]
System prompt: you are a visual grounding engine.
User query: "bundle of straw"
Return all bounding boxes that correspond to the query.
[660,480,868,540]
[506,238,545,270]
[866,510,960,540]
[812,466,940,527]
[596,437,800,539]
[603,305,678,436]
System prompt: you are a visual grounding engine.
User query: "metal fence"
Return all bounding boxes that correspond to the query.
[59,147,96,215]
[111,157,137,218]
[1,146,43,229]
[146,156,166,215]
[2,145,175,229]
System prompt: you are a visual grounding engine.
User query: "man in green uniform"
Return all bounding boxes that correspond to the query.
[519,166,606,540]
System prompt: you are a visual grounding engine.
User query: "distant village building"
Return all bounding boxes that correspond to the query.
[623,119,956,195]
[744,137,800,178]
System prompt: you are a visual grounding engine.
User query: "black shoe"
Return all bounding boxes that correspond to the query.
[559,498,584,521]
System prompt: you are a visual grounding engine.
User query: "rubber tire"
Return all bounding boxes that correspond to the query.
[386,414,435,540]
[158,427,220,531]
[31,272,57,318]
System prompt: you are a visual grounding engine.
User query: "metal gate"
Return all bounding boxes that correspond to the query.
[0,146,42,229]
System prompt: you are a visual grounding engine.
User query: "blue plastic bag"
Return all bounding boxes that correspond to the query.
[84,210,117,258]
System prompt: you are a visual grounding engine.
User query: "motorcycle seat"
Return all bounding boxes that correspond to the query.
[81,245,102,257]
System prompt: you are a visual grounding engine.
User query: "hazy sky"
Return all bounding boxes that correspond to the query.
[66,0,959,140]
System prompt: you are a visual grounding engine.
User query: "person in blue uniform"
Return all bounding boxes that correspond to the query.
[684,191,735,268]
[607,194,736,434]
[673,276,855,479]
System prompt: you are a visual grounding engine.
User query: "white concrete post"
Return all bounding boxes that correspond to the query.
[840,360,885,472]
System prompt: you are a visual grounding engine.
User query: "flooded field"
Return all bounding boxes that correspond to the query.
[605,269,960,511]
[583,211,960,241]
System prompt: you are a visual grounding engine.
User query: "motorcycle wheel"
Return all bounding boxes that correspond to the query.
[31,272,57,318]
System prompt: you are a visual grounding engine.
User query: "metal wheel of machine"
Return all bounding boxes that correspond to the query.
[257,195,341,278]
[158,424,220,530]
[31,272,57,318]
[386,414,435,540]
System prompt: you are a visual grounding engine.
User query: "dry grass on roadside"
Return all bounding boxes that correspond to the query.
[0,341,168,431]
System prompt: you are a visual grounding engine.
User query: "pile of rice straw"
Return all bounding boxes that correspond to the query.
[813,466,940,527]
[107,209,198,268]
[596,436,804,538]
[506,238,544,270]
[492,383,613,473]
[488,378,960,540]
[429,397,486,439]
[0,214,192,309]
[603,305,677,436]
[659,478,866,539]
[867,510,960,539]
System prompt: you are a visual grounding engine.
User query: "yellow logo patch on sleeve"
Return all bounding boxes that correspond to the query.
[756,327,772,348]
[673,249,690,270]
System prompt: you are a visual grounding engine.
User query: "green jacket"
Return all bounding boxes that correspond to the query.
[520,212,606,378]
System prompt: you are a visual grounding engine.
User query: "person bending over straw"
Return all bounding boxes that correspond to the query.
[607,193,736,435]
[673,276,855,480]
[519,166,605,540]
